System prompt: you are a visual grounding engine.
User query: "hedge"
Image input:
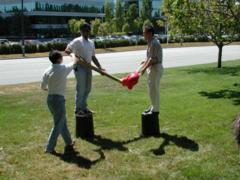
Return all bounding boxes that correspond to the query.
[47,42,67,51]
[25,44,37,53]
[0,44,22,54]
[95,39,131,48]
[0,42,67,55]
[0,37,239,55]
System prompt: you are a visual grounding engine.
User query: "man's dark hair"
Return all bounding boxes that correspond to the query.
[144,25,155,35]
[80,23,91,31]
[49,50,62,64]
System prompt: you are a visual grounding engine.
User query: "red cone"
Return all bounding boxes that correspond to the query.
[121,72,140,90]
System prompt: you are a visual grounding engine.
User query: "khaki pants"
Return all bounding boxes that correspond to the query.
[147,64,164,112]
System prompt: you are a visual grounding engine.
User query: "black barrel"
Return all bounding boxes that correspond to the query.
[76,113,94,139]
[141,112,160,137]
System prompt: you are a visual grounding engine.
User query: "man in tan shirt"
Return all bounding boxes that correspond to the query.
[138,25,164,115]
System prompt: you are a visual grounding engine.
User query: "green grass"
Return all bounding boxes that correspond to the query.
[1,60,240,179]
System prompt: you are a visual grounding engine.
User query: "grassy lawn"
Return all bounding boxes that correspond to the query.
[1,42,239,60]
[0,60,240,179]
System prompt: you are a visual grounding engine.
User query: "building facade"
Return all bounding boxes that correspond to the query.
[0,0,107,37]
[0,0,163,37]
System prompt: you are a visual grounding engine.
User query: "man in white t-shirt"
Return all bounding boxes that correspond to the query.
[65,23,105,117]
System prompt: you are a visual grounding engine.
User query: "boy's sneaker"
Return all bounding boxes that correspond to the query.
[45,150,58,155]
[75,110,87,117]
[64,144,75,155]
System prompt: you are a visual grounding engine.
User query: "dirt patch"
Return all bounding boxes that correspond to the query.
[0,83,40,95]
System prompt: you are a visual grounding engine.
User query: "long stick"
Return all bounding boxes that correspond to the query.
[73,54,122,84]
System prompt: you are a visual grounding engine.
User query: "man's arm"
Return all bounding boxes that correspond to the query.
[138,41,160,75]
[138,58,155,75]
[92,56,105,71]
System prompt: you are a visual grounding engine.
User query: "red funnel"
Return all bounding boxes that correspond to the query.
[121,72,140,90]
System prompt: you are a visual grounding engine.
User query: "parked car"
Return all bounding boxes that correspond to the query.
[0,39,10,45]
[94,36,106,42]
[48,38,70,44]
[24,39,44,45]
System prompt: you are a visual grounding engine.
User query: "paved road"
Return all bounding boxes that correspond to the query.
[0,45,239,85]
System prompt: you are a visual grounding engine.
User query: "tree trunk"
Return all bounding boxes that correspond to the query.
[217,44,223,68]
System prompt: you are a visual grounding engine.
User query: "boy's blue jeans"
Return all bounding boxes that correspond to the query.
[46,95,72,152]
[74,64,92,112]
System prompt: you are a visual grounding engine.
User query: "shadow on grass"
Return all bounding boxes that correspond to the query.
[199,83,240,105]
[150,132,199,156]
[55,149,105,169]
[86,135,143,152]
[186,66,240,76]
[52,135,145,168]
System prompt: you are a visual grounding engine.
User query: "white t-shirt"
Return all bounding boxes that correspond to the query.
[67,36,95,63]
[41,63,74,97]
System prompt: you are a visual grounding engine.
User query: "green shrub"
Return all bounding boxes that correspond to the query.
[47,42,67,51]
[38,44,50,52]
[109,39,130,47]
[10,44,22,54]
[0,44,22,54]
[95,39,130,48]
[111,32,126,36]
[25,44,37,53]
[0,45,10,54]
[158,37,167,44]
[138,39,147,45]
[196,36,209,42]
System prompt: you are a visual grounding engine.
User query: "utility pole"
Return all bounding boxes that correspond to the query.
[21,0,25,57]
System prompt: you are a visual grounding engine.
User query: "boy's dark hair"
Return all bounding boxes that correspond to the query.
[80,23,91,31]
[49,50,62,64]
[143,25,155,35]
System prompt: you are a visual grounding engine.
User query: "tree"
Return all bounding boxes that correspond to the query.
[113,0,124,32]
[68,19,86,35]
[104,0,113,23]
[91,19,101,36]
[140,0,152,21]
[98,22,111,36]
[143,19,153,27]
[125,4,139,32]
[156,19,164,28]
[122,23,130,33]
[222,0,240,22]
[163,0,240,68]
[98,22,112,49]
[133,18,142,34]
[68,19,77,35]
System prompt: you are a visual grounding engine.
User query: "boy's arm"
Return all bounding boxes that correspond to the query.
[65,53,79,75]
[41,73,48,91]
[65,39,77,55]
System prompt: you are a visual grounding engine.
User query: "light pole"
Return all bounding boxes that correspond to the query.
[21,0,25,57]
[163,16,169,45]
